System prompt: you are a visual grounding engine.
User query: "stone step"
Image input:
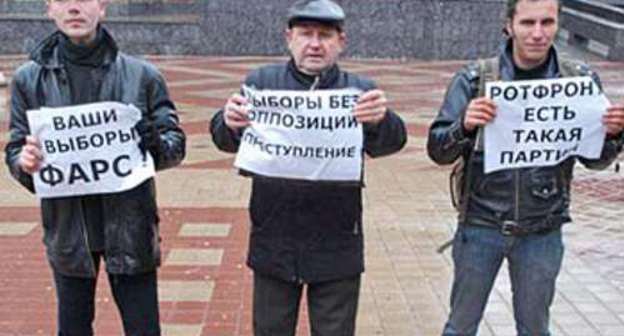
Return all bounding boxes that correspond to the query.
[563,0,624,22]
[560,0,624,61]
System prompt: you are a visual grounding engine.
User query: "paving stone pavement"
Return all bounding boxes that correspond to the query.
[0,54,622,335]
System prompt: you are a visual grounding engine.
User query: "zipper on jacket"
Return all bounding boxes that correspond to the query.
[514,170,520,222]
[91,68,103,102]
[310,76,320,91]
[78,200,97,277]
[292,203,305,285]
[57,69,68,87]
[295,246,304,285]
[56,68,76,107]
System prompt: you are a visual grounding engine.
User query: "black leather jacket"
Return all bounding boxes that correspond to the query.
[211,60,407,283]
[427,42,622,231]
[4,28,186,277]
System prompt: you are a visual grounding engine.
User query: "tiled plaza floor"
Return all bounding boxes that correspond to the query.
[0,53,622,335]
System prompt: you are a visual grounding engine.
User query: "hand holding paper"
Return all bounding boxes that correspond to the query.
[17,135,43,174]
[352,89,388,124]
[463,97,497,132]
[224,93,250,131]
[603,104,624,136]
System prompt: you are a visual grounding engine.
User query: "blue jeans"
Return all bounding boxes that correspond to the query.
[442,225,564,336]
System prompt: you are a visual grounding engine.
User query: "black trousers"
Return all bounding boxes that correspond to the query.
[53,253,160,336]
[253,272,361,336]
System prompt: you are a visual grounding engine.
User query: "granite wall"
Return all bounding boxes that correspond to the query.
[0,0,507,59]
[0,16,202,55]
[599,0,624,6]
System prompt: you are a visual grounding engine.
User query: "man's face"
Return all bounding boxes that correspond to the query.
[286,22,346,76]
[506,0,559,69]
[47,0,106,45]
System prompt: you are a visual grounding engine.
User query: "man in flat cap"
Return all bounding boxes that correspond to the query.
[211,0,406,335]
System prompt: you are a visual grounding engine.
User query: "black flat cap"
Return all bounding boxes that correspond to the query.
[287,0,346,28]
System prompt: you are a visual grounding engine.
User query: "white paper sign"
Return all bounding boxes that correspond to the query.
[27,102,155,198]
[484,76,608,173]
[234,86,364,181]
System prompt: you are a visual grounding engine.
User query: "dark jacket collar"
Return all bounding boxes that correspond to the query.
[58,25,107,67]
[29,25,119,69]
[287,58,340,89]
[499,38,560,81]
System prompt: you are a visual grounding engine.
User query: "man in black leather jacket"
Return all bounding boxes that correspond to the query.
[210,1,406,335]
[4,0,185,334]
[427,0,624,335]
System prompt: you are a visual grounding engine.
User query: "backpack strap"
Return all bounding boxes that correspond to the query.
[474,57,499,151]
[440,57,502,253]
[456,57,500,224]
[477,57,500,97]
[558,57,586,78]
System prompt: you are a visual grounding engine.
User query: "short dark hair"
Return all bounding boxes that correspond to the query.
[506,0,561,19]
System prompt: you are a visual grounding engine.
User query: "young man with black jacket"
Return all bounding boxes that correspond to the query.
[4,0,185,334]
[427,0,624,335]
[210,1,406,335]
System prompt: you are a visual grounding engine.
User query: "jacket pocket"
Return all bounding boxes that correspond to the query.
[529,171,559,200]
[520,169,565,219]
[107,181,159,270]
[249,179,287,234]
[311,185,361,234]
